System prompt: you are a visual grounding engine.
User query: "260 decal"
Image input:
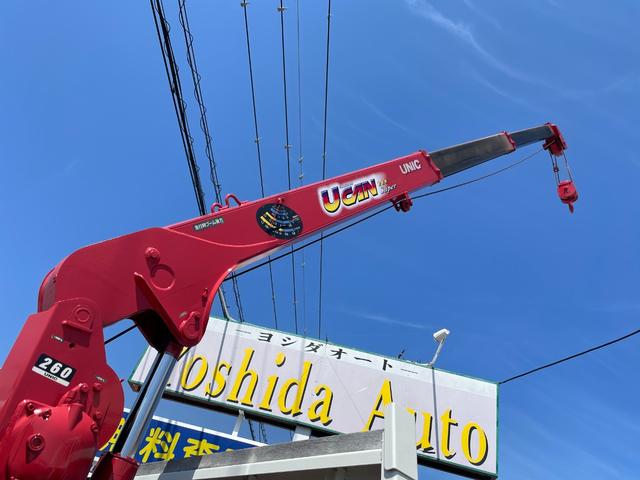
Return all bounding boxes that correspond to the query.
[318,175,396,216]
[32,353,76,387]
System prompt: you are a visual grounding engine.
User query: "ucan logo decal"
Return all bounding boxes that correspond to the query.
[319,175,395,216]
[318,174,396,216]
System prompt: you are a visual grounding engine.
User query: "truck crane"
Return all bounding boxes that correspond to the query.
[0,123,576,480]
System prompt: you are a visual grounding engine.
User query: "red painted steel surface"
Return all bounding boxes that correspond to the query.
[557,180,578,213]
[0,127,568,480]
[543,123,568,156]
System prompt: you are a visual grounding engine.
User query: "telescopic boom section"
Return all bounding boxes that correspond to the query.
[0,123,567,480]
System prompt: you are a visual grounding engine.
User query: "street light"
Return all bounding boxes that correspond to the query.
[426,328,450,367]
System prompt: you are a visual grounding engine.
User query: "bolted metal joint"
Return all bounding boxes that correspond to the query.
[27,433,45,452]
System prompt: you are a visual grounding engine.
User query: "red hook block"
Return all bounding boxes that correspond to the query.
[557,180,578,213]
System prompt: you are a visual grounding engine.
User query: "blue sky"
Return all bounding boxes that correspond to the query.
[1,1,639,478]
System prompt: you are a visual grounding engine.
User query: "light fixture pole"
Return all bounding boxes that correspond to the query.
[426,328,450,367]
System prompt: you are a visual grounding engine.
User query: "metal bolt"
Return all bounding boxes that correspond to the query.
[93,410,103,421]
[179,312,201,341]
[79,383,89,393]
[25,402,35,414]
[90,422,99,433]
[145,247,161,262]
[93,382,103,392]
[27,434,45,452]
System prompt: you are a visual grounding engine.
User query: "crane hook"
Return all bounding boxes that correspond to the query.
[557,179,578,213]
[549,151,578,214]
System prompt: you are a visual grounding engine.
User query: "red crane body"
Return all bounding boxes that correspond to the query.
[0,124,573,480]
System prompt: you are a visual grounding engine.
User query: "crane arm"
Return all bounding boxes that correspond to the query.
[0,123,569,480]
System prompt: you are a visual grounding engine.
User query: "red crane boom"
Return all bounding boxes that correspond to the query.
[0,123,573,480]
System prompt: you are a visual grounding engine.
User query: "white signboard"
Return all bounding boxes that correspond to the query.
[130,318,498,478]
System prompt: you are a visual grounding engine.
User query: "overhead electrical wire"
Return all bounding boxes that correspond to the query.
[247,418,257,443]
[177,0,222,204]
[176,0,237,319]
[152,0,245,322]
[317,0,333,339]
[149,0,206,215]
[175,0,263,439]
[174,0,259,441]
[295,0,308,335]
[104,324,137,345]
[241,0,280,330]
[278,1,293,189]
[499,327,640,384]
[278,0,299,333]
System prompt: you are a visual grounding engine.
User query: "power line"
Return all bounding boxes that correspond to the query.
[150,0,206,215]
[500,327,640,384]
[105,324,137,345]
[317,0,333,339]
[176,0,236,321]
[278,1,293,190]
[247,418,257,442]
[241,1,280,329]
[151,0,240,318]
[259,421,269,444]
[295,0,305,189]
[277,1,299,333]
[177,0,222,204]
[295,0,308,335]
[170,7,255,443]
[241,2,266,194]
